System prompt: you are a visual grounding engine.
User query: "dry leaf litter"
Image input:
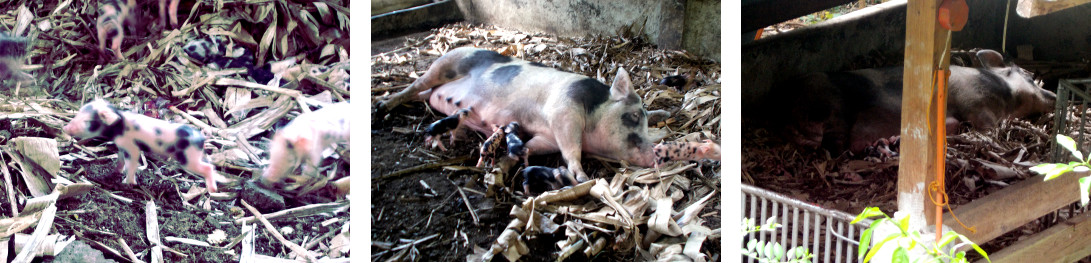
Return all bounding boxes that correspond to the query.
[0,0,349,262]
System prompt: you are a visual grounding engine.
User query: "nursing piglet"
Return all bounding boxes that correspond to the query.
[653,140,721,167]
[63,99,223,192]
[522,166,577,195]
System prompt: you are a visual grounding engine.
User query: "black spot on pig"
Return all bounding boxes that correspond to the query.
[132,124,140,131]
[155,128,162,135]
[457,50,511,76]
[100,113,126,140]
[444,69,456,79]
[156,139,164,147]
[88,114,103,132]
[567,78,609,113]
[120,149,130,159]
[177,126,192,138]
[491,65,522,86]
[529,62,547,67]
[446,97,452,103]
[455,101,462,107]
[626,133,643,147]
[624,93,639,105]
[621,112,640,127]
[135,140,151,153]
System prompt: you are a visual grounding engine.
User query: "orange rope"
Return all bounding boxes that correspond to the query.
[928,180,976,234]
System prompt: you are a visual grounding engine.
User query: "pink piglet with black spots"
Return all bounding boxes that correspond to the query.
[653,139,721,168]
[63,99,224,192]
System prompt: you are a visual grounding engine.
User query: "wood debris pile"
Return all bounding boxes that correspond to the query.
[0,0,349,262]
[371,23,720,261]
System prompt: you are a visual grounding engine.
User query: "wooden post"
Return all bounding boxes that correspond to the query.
[899,0,950,229]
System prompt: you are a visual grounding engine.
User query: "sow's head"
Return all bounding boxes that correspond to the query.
[976,49,1056,118]
[571,68,663,167]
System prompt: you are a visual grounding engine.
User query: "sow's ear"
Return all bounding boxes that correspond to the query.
[610,68,634,100]
[976,49,1007,69]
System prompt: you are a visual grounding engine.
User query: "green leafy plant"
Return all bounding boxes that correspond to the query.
[742,217,814,263]
[852,207,990,263]
[1031,134,1091,206]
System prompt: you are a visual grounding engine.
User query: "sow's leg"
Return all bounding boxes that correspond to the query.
[378,49,475,111]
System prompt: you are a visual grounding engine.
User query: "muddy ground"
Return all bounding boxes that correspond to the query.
[371,24,722,261]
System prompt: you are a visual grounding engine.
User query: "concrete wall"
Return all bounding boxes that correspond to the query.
[741,0,1010,113]
[452,0,721,61]
[1007,4,1091,61]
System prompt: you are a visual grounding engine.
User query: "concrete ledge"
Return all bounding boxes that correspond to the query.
[372,0,465,40]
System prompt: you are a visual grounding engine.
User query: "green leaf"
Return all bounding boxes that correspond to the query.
[795,247,809,259]
[961,236,991,262]
[864,235,899,263]
[1030,163,1061,175]
[937,232,959,248]
[1081,176,1091,207]
[853,207,887,223]
[1076,166,1090,173]
[898,215,911,232]
[747,239,757,252]
[764,241,775,259]
[755,240,765,257]
[1058,135,1083,161]
[773,242,785,261]
[1042,164,1075,181]
[858,227,874,259]
[892,247,909,263]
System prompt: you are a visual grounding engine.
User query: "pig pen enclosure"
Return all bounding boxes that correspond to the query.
[370,23,722,261]
[0,0,349,262]
[743,0,1091,261]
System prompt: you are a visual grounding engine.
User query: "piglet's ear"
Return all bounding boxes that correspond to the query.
[97,107,120,124]
[610,68,634,100]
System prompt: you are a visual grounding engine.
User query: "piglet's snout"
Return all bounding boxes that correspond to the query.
[62,122,82,137]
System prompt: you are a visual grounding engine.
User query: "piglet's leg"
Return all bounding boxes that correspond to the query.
[158,0,167,28]
[182,148,221,193]
[116,143,142,185]
[168,0,180,28]
[261,135,299,187]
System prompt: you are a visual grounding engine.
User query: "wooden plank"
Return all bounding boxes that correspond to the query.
[741,0,857,32]
[1016,0,1091,18]
[982,202,1091,263]
[899,0,948,228]
[942,172,1083,244]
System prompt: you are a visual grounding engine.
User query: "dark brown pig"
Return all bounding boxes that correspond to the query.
[771,49,1056,154]
[378,47,670,181]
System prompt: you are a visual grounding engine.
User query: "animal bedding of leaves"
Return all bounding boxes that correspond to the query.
[371,23,721,261]
[0,0,348,262]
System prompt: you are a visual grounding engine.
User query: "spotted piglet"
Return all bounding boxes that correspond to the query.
[522,166,577,196]
[260,102,352,188]
[653,140,721,168]
[96,0,140,60]
[63,99,224,192]
[423,108,470,151]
